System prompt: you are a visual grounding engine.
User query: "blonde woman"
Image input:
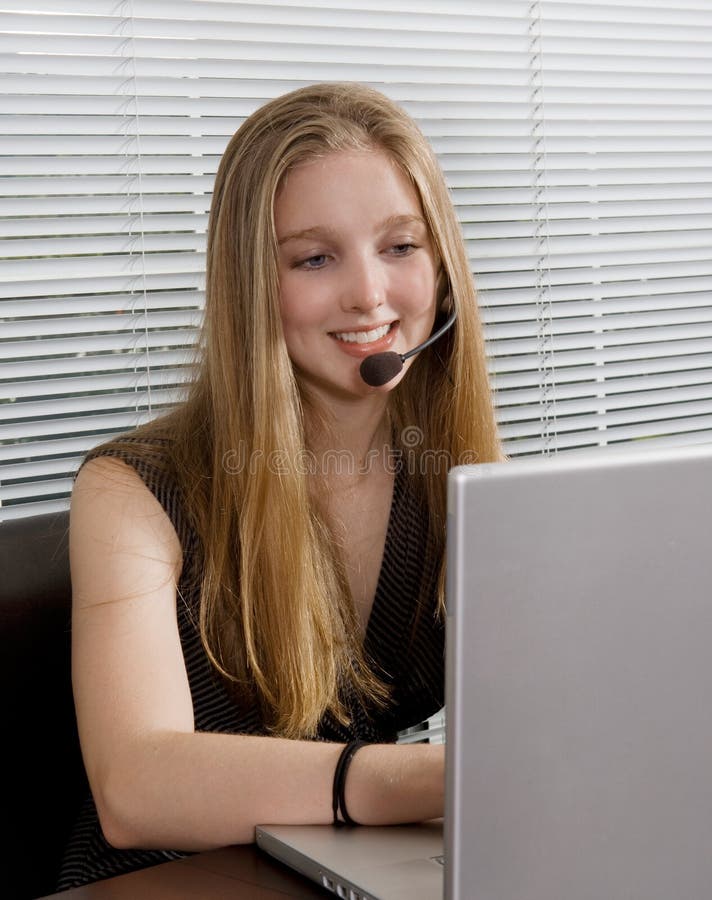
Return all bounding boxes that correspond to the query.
[60,82,501,889]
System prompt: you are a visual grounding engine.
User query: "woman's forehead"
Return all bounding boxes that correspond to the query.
[274,149,424,232]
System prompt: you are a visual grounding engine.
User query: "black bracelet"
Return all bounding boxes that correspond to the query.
[332,739,368,826]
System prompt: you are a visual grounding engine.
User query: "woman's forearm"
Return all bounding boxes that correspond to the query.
[95,730,444,851]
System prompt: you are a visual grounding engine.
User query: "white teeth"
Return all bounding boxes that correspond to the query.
[332,323,392,344]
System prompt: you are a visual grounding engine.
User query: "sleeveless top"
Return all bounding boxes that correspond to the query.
[58,437,444,890]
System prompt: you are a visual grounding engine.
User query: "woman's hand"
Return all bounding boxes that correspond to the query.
[343,742,445,826]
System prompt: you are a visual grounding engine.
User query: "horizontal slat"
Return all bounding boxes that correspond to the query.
[0,329,199,362]
[3,20,711,64]
[1,233,205,259]
[480,274,712,307]
[6,7,709,45]
[1,0,708,27]
[487,335,712,371]
[494,367,712,404]
[478,241,712,271]
[0,126,690,153]
[3,307,203,339]
[3,272,202,301]
[0,408,168,442]
[491,352,712,390]
[8,111,710,135]
[1,367,191,402]
[0,478,75,503]
[476,257,712,292]
[0,497,71,522]
[496,383,712,422]
[449,168,712,192]
[2,456,79,493]
[499,405,712,440]
[1,456,84,482]
[487,307,712,341]
[0,154,220,177]
[1,252,205,290]
[2,278,203,308]
[2,386,185,425]
[1,291,204,320]
[0,348,194,381]
[0,190,213,216]
[474,243,712,275]
[0,174,215,197]
[6,86,712,119]
[4,67,711,97]
[0,429,139,464]
[456,183,712,206]
[1,28,531,60]
[489,322,712,356]
[463,214,712,244]
[0,0,536,17]
[502,423,712,457]
[0,32,533,64]
[0,53,536,89]
[7,129,712,159]
[464,198,712,223]
[0,213,209,239]
[2,47,710,81]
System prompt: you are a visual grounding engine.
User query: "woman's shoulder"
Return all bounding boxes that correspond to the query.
[74,428,173,511]
[78,425,182,495]
[84,428,173,471]
[70,452,184,620]
[75,427,194,549]
[72,452,182,566]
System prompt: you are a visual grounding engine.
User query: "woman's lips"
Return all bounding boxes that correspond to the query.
[329,322,399,359]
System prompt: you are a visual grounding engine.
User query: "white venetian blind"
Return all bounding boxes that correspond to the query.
[482,0,712,456]
[1,0,711,520]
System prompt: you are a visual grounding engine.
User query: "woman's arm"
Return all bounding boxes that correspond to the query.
[70,457,444,852]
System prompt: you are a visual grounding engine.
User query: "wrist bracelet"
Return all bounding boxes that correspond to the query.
[332,739,368,826]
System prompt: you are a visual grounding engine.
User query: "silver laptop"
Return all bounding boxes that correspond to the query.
[447,443,712,900]
[255,819,443,899]
[258,443,712,900]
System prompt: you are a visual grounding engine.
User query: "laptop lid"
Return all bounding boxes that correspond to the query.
[255,820,443,900]
[445,443,712,900]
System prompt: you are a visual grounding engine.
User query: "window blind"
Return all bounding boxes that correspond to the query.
[2,0,711,519]
[485,0,712,456]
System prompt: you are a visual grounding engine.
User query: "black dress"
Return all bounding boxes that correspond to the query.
[58,438,444,890]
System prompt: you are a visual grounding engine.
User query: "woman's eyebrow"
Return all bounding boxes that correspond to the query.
[278,214,426,246]
[378,214,427,232]
[278,225,338,246]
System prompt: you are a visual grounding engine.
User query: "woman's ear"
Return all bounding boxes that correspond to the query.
[436,270,452,315]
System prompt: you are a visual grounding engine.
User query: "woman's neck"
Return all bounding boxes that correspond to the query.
[305,396,392,484]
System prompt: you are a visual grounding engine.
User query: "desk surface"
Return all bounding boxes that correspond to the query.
[42,845,327,899]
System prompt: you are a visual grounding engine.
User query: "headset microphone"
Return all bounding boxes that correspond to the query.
[359,308,457,387]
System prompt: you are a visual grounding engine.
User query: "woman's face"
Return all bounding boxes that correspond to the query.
[274,148,438,406]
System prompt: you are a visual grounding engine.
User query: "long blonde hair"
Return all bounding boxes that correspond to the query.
[104,82,501,738]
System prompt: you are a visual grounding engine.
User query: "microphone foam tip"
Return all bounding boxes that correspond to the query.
[359,352,404,387]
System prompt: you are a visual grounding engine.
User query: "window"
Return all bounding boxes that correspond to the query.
[2,0,712,519]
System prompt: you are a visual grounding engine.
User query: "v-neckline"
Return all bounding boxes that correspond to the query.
[362,460,404,652]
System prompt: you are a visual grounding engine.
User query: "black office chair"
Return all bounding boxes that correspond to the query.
[0,510,88,900]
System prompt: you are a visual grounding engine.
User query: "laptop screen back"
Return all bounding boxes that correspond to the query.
[445,444,712,900]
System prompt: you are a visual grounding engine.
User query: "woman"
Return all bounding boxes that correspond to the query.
[59,81,501,889]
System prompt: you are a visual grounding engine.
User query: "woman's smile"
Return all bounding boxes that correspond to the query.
[329,321,399,357]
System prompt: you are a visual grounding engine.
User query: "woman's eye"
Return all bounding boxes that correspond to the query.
[390,243,417,255]
[298,254,328,270]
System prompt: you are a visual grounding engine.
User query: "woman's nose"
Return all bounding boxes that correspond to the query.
[341,256,385,312]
